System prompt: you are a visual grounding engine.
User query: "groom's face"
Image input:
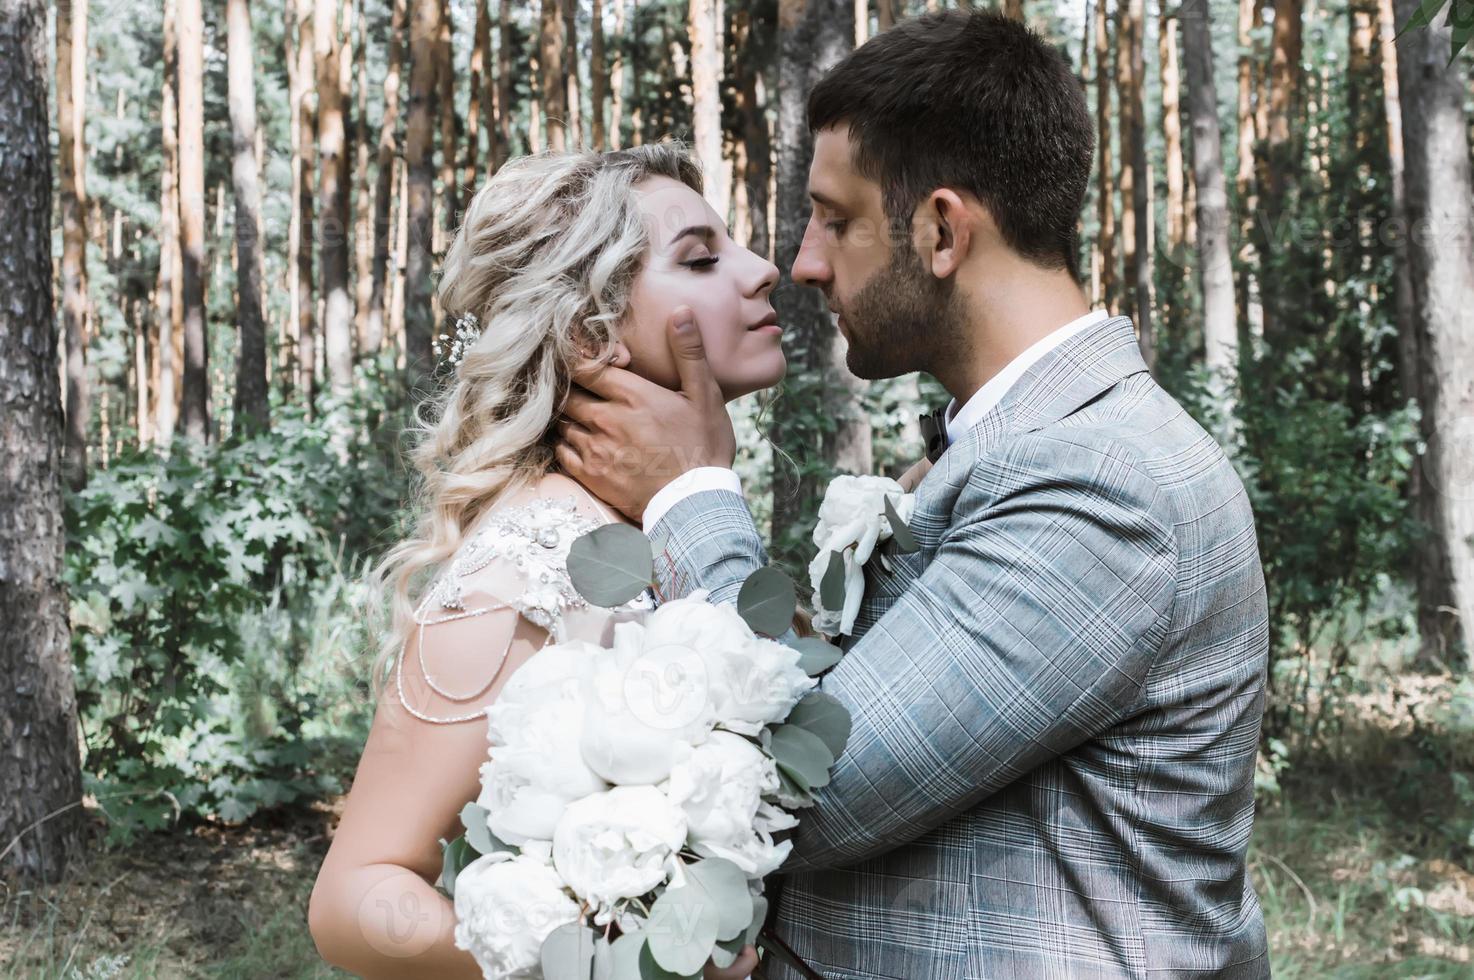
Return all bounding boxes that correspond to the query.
[793,127,960,381]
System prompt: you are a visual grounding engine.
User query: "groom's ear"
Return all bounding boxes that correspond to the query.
[918,188,975,281]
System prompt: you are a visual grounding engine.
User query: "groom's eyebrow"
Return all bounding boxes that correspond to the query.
[809,189,845,211]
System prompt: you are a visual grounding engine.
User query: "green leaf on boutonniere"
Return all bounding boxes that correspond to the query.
[787,636,843,675]
[568,523,655,606]
[738,566,797,636]
[770,724,836,790]
[787,691,852,759]
[819,550,846,610]
[884,496,919,554]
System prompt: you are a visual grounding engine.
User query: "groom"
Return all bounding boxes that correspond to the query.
[558,10,1270,979]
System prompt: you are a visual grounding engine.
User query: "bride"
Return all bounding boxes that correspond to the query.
[307,143,779,978]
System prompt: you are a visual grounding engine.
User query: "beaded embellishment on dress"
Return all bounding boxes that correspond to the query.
[396,493,655,724]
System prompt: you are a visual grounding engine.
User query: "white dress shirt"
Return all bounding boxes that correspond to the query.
[641,308,1111,533]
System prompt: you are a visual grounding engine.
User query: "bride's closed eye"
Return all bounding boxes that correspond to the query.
[680,255,720,270]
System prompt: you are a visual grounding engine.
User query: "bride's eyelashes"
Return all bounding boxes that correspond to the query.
[679,256,720,270]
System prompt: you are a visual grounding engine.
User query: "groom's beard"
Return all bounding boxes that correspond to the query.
[838,239,964,381]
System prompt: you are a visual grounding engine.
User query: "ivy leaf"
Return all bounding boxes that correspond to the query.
[568,524,655,607]
[737,566,797,636]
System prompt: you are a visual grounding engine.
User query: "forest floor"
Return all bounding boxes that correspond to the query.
[2,678,1471,979]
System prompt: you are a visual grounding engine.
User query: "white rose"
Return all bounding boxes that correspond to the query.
[552,785,688,922]
[453,852,581,979]
[808,475,915,636]
[663,731,795,877]
[578,620,719,785]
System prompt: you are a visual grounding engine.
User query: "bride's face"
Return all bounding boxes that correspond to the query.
[616,176,785,401]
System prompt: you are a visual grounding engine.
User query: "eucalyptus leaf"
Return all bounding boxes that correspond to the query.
[786,636,843,676]
[745,894,768,947]
[593,936,615,980]
[459,801,510,856]
[769,724,835,790]
[737,566,798,636]
[568,524,656,606]
[638,936,703,980]
[776,764,813,802]
[683,857,754,941]
[541,922,598,980]
[884,495,919,554]
[786,691,852,759]
[819,550,846,610]
[645,878,721,975]
[438,835,475,898]
[608,932,646,980]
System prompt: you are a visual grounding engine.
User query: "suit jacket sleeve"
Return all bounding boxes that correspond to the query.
[651,434,1179,873]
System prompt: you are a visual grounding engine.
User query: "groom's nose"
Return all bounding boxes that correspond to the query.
[791,213,833,289]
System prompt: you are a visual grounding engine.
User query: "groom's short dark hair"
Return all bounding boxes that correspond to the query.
[808,10,1093,282]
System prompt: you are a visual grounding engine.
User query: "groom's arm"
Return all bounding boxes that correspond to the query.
[655,434,1179,874]
[646,478,770,606]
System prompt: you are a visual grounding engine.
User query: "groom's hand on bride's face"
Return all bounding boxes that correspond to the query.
[555,306,737,523]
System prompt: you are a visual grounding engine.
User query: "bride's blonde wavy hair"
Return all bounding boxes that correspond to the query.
[365,142,705,699]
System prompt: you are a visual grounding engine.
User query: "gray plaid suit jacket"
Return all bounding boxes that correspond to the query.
[650,314,1270,979]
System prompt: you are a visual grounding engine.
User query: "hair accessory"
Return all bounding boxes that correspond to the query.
[432,311,482,369]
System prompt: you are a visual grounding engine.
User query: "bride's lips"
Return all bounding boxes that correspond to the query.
[746,311,781,335]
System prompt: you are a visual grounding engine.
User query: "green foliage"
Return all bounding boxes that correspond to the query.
[65,404,406,843]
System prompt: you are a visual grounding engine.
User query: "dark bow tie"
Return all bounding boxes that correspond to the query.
[919,405,950,464]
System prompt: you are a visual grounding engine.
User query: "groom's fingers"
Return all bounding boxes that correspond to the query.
[666,306,720,406]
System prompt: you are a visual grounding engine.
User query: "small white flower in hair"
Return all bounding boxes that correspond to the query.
[432,311,483,369]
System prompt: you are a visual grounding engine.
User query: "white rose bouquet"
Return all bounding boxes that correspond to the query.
[439,524,850,980]
[808,474,919,637]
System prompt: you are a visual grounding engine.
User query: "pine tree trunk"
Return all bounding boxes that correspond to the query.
[564,0,581,146]
[405,0,441,387]
[1181,0,1237,384]
[1120,0,1153,368]
[1095,0,1116,312]
[499,0,515,158]
[1234,0,1259,338]
[609,0,626,148]
[734,5,772,260]
[228,0,269,433]
[177,0,210,440]
[157,0,181,444]
[436,0,458,227]
[769,0,861,562]
[541,0,566,150]
[316,0,355,400]
[352,0,376,354]
[591,0,607,149]
[1393,0,1474,667]
[295,0,319,410]
[1160,9,1184,255]
[367,0,407,356]
[468,0,488,185]
[0,0,85,883]
[1261,0,1302,342]
[689,0,727,221]
[56,0,89,487]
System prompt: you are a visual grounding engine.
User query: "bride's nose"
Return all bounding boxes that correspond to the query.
[742,250,780,298]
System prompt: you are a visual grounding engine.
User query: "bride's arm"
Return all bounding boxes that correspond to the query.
[307,592,547,978]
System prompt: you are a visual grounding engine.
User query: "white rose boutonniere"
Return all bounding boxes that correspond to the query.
[808,474,919,637]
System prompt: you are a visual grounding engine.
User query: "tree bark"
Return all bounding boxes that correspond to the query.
[227,0,269,433]
[1095,0,1116,312]
[734,5,772,260]
[689,0,728,221]
[157,0,181,445]
[540,0,566,150]
[367,0,407,356]
[177,0,210,440]
[0,0,85,883]
[405,0,441,388]
[1118,0,1153,368]
[436,0,459,229]
[316,0,355,401]
[295,0,319,410]
[564,0,582,146]
[591,0,607,149]
[56,0,89,487]
[1260,0,1302,342]
[468,0,488,184]
[1394,0,1474,667]
[1160,7,1184,255]
[1180,0,1237,384]
[1233,0,1259,338]
[498,0,515,158]
[769,0,862,561]
[352,0,376,356]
